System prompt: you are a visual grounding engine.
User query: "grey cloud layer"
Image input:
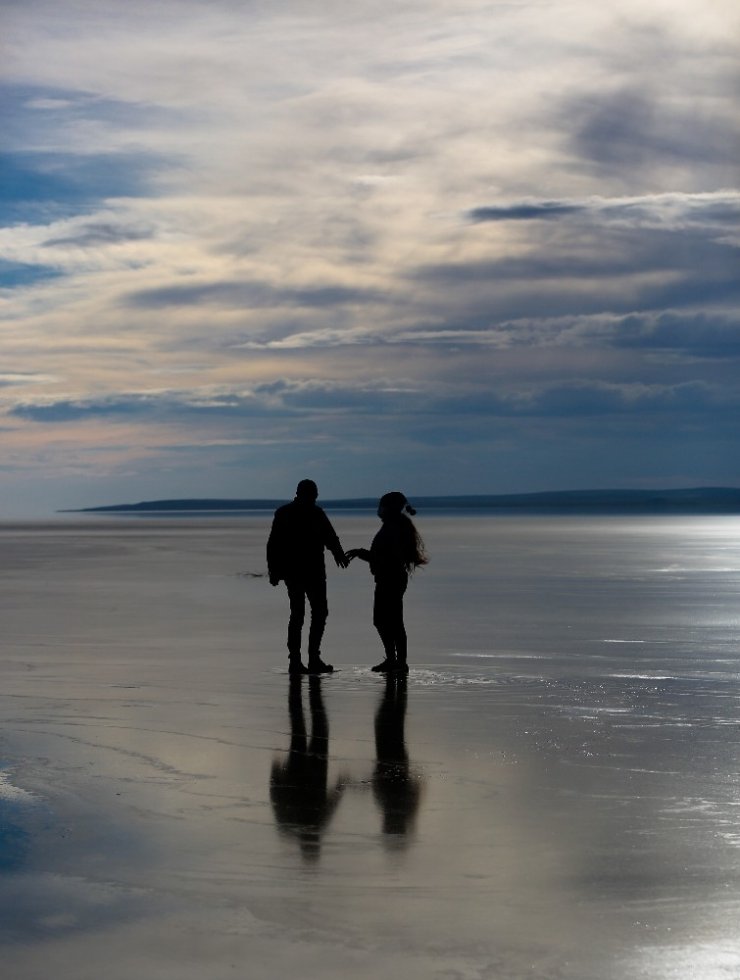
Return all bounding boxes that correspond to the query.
[126,280,382,310]
[568,86,740,183]
[10,373,736,425]
[1,0,738,506]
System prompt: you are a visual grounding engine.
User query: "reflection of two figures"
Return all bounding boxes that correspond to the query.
[270,674,423,860]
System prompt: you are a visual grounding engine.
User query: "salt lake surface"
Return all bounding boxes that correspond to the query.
[1,513,740,979]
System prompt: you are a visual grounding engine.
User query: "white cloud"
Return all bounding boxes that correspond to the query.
[0,0,738,510]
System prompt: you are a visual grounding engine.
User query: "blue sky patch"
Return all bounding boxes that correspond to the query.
[0,150,166,225]
[0,260,63,289]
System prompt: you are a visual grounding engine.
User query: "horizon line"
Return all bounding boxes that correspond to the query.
[61,486,740,514]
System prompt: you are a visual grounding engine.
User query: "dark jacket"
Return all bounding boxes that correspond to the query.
[267,500,344,582]
[369,517,412,581]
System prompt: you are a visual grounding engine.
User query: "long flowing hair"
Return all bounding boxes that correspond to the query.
[379,492,429,573]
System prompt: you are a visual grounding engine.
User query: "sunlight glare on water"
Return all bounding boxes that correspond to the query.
[0,514,739,978]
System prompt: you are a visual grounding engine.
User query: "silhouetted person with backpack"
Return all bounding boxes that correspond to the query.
[267,479,348,674]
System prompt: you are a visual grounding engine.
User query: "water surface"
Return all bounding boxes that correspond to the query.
[1,515,739,978]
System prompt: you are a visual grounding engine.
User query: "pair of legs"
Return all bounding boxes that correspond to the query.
[372,574,408,672]
[285,576,332,673]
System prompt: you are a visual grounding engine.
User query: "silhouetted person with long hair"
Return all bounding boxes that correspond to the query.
[270,675,345,863]
[267,479,347,674]
[346,491,427,673]
[373,674,423,846]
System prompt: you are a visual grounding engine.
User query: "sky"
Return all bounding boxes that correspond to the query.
[1,0,739,514]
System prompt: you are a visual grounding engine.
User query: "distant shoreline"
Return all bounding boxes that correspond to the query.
[62,487,740,515]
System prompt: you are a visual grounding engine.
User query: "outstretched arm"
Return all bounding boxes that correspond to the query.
[345,548,371,563]
[321,511,349,568]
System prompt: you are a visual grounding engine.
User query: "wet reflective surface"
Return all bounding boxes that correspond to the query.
[1,515,740,978]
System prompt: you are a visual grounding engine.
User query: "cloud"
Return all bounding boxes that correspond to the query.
[10,398,152,423]
[612,312,740,357]
[0,0,738,511]
[469,202,586,222]
[8,390,271,423]
[568,87,740,180]
[8,380,422,424]
[42,222,155,248]
[466,192,740,227]
[125,279,383,310]
[521,379,725,416]
[0,372,59,386]
[383,310,740,360]
[10,373,733,430]
[2,81,182,147]
[409,215,740,325]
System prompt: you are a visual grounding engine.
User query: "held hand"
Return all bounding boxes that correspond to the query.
[345,548,369,562]
[335,553,349,569]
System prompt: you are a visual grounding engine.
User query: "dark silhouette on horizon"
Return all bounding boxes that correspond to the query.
[267,479,347,674]
[269,675,345,863]
[346,491,428,673]
[373,674,423,847]
[69,487,740,516]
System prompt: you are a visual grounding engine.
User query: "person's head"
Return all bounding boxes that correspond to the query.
[377,491,428,570]
[377,491,416,520]
[295,479,319,503]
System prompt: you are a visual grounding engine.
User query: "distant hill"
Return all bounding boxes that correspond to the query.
[63,487,740,514]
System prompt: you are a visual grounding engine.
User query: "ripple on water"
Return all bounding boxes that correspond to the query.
[408,667,550,689]
[0,771,37,804]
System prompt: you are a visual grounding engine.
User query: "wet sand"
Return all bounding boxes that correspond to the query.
[1,515,740,979]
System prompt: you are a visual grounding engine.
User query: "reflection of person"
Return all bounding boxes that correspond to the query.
[270,675,345,862]
[373,674,423,845]
[346,491,428,673]
[267,479,348,674]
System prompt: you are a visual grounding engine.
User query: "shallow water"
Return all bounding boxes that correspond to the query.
[1,514,740,978]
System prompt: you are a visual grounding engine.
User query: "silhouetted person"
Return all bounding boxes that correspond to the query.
[346,491,428,673]
[373,674,423,846]
[270,675,345,862]
[267,479,347,674]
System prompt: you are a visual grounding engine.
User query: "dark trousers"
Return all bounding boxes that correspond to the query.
[373,574,408,662]
[286,576,328,661]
